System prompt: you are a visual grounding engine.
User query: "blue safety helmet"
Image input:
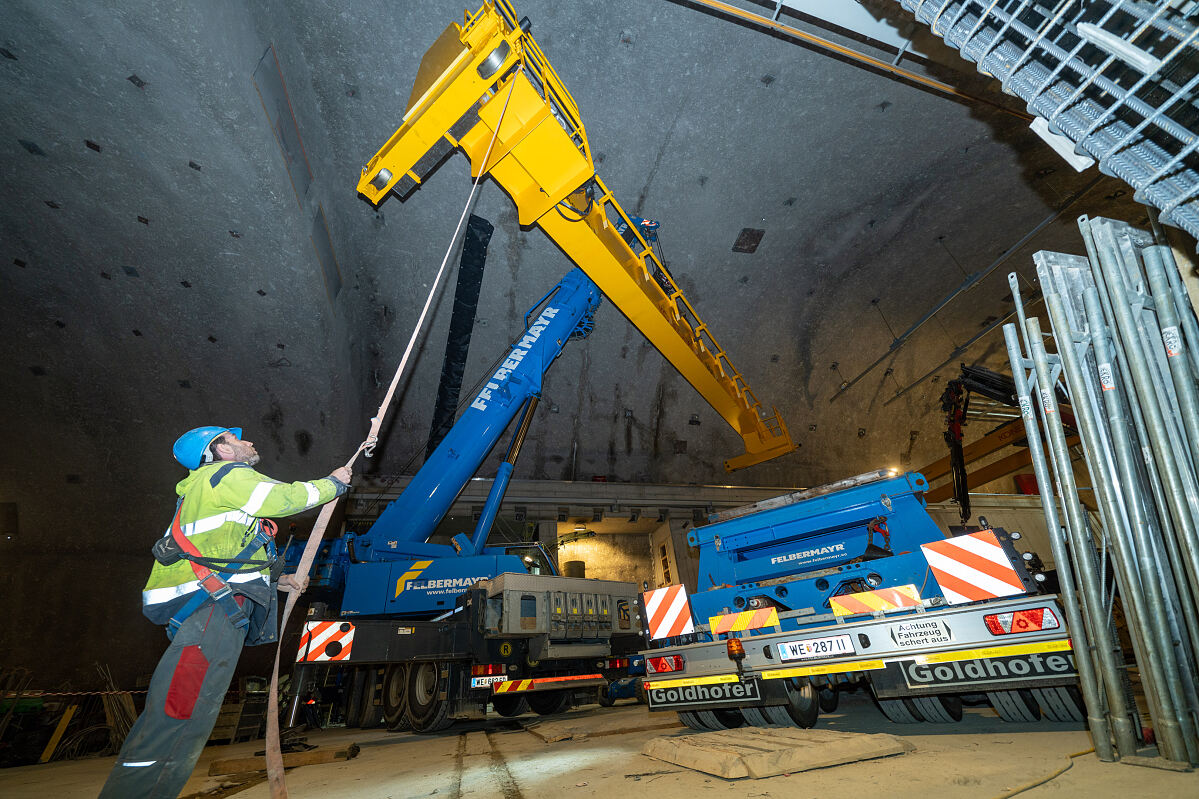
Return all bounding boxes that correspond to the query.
[172,426,243,470]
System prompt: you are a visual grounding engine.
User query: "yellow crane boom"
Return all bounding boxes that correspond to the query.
[357,1,794,471]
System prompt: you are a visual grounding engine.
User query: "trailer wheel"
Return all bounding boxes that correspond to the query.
[818,687,839,713]
[910,694,962,723]
[677,710,708,730]
[693,708,744,729]
[491,694,529,717]
[876,697,924,723]
[383,664,410,731]
[527,690,571,716]
[740,706,778,727]
[1033,686,1086,722]
[781,678,819,728]
[406,661,452,733]
[987,689,1041,723]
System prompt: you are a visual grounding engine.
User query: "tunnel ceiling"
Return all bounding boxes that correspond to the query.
[1,0,1165,532]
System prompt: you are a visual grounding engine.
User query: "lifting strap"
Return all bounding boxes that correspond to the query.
[263,64,525,799]
[163,499,278,639]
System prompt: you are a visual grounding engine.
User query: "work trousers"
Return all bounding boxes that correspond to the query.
[99,601,248,799]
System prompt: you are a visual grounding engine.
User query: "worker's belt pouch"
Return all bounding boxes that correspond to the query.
[152,534,186,566]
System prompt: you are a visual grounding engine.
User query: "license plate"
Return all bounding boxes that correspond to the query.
[776,634,854,661]
[471,676,509,688]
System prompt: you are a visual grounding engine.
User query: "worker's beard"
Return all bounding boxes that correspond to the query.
[230,441,260,466]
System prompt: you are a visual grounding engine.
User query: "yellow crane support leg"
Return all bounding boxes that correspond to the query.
[356,1,795,470]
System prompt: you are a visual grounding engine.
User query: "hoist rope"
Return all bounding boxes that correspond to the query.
[265,63,525,799]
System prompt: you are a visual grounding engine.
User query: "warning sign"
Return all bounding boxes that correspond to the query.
[889,619,953,648]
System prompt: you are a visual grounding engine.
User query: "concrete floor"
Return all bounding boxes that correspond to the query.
[1,693,1195,798]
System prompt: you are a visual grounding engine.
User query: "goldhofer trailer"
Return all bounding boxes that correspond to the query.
[638,471,1084,729]
[642,592,1082,729]
[294,573,644,732]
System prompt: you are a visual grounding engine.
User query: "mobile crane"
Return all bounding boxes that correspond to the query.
[286,1,796,732]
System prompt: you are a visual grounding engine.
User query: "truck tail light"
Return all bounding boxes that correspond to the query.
[647,655,684,674]
[984,607,1060,635]
[605,657,629,669]
[471,663,504,676]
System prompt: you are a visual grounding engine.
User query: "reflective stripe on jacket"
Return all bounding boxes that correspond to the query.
[142,461,344,610]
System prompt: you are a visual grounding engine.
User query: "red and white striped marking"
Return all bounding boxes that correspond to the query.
[643,584,695,640]
[921,530,1027,605]
[493,673,602,693]
[296,620,355,662]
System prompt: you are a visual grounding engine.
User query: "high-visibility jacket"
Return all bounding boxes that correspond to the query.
[142,461,345,614]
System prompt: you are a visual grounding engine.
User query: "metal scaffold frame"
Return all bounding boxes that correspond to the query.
[1004,215,1199,765]
[897,0,1199,241]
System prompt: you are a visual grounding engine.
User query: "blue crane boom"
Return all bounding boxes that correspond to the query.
[292,268,601,617]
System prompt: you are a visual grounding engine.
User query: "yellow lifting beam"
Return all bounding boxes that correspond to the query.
[357,1,795,471]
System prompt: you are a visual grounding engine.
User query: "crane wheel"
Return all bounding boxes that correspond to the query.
[357,667,386,729]
[406,661,452,733]
[344,667,368,729]
[491,694,529,717]
[383,664,410,731]
[818,687,839,713]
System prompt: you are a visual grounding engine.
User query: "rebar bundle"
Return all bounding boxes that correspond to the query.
[1004,215,1199,765]
[96,663,137,753]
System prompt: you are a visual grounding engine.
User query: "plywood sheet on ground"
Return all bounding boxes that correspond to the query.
[643,727,912,779]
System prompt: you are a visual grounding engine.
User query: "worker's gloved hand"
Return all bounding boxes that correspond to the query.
[278,572,309,594]
[330,466,352,485]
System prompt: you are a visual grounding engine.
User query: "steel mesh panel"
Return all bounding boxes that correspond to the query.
[897,0,1199,239]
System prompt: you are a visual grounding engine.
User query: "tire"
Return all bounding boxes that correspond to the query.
[876,697,924,723]
[987,690,1041,723]
[677,710,708,730]
[596,684,616,707]
[910,694,963,723]
[492,694,529,717]
[741,706,778,727]
[383,664,410,731]
[358,667,385,729]
[406,661,453,733]
[819,687,839,713]
[781,678,820,728]
[344,667,368,729]
[1034,686,1086,722]
[694,708,744,730]
[527,690,572,716]
[712,708,745,728]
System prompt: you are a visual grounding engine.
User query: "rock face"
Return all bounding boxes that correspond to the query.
[642,726,913,779]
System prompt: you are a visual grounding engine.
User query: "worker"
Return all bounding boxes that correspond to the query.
[99,426,351,799]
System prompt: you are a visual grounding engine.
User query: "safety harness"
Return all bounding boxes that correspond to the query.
[154,464,280,640]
